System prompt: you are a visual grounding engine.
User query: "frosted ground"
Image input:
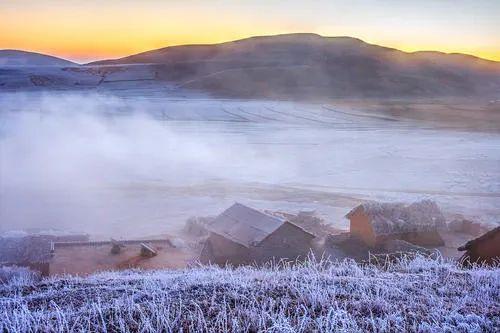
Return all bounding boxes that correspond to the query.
[0,92,499,237]
[1,256,499,332]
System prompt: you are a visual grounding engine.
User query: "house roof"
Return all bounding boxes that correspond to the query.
[345,200,445,236]
[208,203,288,247]
[458,226,500,251]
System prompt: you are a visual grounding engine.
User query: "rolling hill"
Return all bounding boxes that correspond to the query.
[87,33,500,99]
[1,34,499,99]
[0,50,76,67]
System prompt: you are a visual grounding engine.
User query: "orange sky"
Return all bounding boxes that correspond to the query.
[1,1,499,63]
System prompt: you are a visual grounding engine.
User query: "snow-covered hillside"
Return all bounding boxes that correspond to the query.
[1,257,498,332]
[0,50,76,67]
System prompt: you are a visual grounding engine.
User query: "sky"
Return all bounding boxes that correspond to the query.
[1,0,499,63]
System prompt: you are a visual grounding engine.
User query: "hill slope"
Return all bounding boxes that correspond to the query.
[88,33,500,99]
[1,257,499,332]
[0,50,76,67]
[2,34,499,98]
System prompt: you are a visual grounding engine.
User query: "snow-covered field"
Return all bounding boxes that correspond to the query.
[0,92,499,236]
[1,257,499,332]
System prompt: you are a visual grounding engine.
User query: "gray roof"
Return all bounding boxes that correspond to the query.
[346,200,445,236]
[208,203,287,247]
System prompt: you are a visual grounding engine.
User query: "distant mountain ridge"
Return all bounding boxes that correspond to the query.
[89,33,499,67]
[0,50,76,67]
[86,33,500,98]
[1,34,499,98]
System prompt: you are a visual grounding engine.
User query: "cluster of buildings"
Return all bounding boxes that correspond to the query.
[199,200,498,266]
[1,200,498,277]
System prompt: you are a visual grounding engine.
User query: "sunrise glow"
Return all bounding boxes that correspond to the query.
[1,0,499,63]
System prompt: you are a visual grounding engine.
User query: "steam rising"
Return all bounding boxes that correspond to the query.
[1,92,499,236]
[0,93,300,235]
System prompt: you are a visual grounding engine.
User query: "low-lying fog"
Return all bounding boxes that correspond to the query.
[1,92,499,237]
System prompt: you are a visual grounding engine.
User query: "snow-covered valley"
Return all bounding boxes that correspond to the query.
[1,92,499,237]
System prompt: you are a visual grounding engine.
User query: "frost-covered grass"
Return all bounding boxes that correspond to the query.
[0,257,498,332]
[0,266,39,286]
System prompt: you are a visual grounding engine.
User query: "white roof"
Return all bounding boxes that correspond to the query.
[208,203,286,247]
[346,200,445,236]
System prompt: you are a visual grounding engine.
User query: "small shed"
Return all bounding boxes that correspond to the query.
[458,226,500,266]
[0,235,57,276]
[345,200,445,247]
[200,203,315,266]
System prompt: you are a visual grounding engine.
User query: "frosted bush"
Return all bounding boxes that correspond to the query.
[0,266,39,286]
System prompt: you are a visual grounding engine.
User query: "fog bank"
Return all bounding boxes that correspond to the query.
[1,93,499,236]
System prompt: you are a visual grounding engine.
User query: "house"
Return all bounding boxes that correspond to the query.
[458,226,500,266]
[447,217,488,236]
[199,203,315,266]
[0,234,86,277]
[345,200,445,247]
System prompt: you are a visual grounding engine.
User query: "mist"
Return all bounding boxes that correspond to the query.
[0,93,305,236]
[1,92,499,237]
